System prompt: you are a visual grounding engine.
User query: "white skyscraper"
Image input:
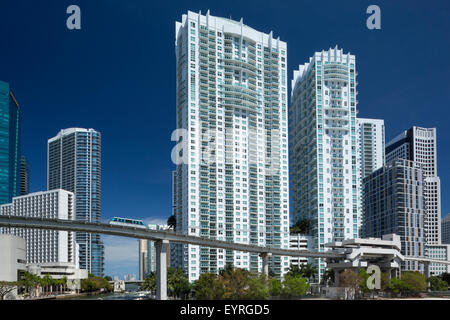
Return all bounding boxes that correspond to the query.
[357,118,385,178]
[174,10,290,282]
[290,47,360,280]
[386,126,441,245]
[0,190,78,266]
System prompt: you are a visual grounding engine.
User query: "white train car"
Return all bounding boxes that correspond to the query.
[110,217,147,229]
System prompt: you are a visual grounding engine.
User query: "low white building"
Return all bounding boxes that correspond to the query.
[322,234,405,299]
[0,234,27,282]
[0,190,79,267]
[0,234,27,300]
[26,262,88,292]
[425,244,450,276]
[289,234,311,268]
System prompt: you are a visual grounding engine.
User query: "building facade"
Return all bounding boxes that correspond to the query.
[20,155,29,195]
[442,214,450,245]
[139,224,170,280]
[425,244,450,276]
[362,159,425,271]
[0,190,78,266]
[289,233,311,268]
[290,47,360,280]
[357,118,385,178]
[174,10,290,282]
[0,81,21,205]
[0,234,26,282]
[386,126,441,245]
[47,128,104,276]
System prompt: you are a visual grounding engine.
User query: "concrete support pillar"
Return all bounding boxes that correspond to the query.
[424,262,430,279]
[156,239,169,300]
[334,270,340,287]
[260,252,272,276]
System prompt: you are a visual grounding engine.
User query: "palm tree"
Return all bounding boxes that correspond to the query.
[41,275,53,296]
[167,215,176,231]
[290,219,311,234]
[286,264,303,277]
[300,263,317,282]
[60,277,68,294]
[20,272,40,298]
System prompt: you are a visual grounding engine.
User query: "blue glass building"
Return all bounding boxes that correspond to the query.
[0,81,21,205]
[47,128,104,276]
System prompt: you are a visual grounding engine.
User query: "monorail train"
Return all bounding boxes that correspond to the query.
[109,217,147,229]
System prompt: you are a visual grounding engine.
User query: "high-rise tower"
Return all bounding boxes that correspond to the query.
[386,126,441,245]
[357,118,385,178]
[20,155,29,195]
[47,128,104,276]
[174,10,290,282]
[362,159,426,271]
[290,47,360,280]
[0,81,21,205]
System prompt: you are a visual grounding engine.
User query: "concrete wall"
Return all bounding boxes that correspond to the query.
[0,234,26,282]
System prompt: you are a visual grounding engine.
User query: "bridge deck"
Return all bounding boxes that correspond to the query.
[0,215,342,259]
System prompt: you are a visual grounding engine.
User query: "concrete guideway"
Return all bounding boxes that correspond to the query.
[0,215,343,259]
[0,215,342,300]
[1,215,449,299]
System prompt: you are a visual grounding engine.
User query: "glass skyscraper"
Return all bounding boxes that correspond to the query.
[47,128,104,276]
[0,80,21,205]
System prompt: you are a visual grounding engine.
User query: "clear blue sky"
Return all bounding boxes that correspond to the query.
[1,0,449,277]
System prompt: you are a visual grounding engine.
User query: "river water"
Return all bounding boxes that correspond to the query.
[67,291,155,300]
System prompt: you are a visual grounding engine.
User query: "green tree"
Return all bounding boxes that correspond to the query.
[428,276,448,291]
[389,278,410,295]
[286,263,317,282]
[269,277,282,297]
[358,269,370,295]
[219,262,234,276]
[167,268,191,299]
[244,274,269,300]
[380,272,390,291]
[80,275,112,293]
[281,274,309,298]
[104,276,112,282]
[290,219,311,234]
[441,273,450,285]
[41,274,53,295]
[81,278,97,292]
[401,271,427,292]
[300,263,317,282]
[193,273,225,300]
[222,268,250,299]
[141,273,156,292]
[285,264,302,277]
[19,271,40,298]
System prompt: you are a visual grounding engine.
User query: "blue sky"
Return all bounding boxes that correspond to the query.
[1,0,449,278]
